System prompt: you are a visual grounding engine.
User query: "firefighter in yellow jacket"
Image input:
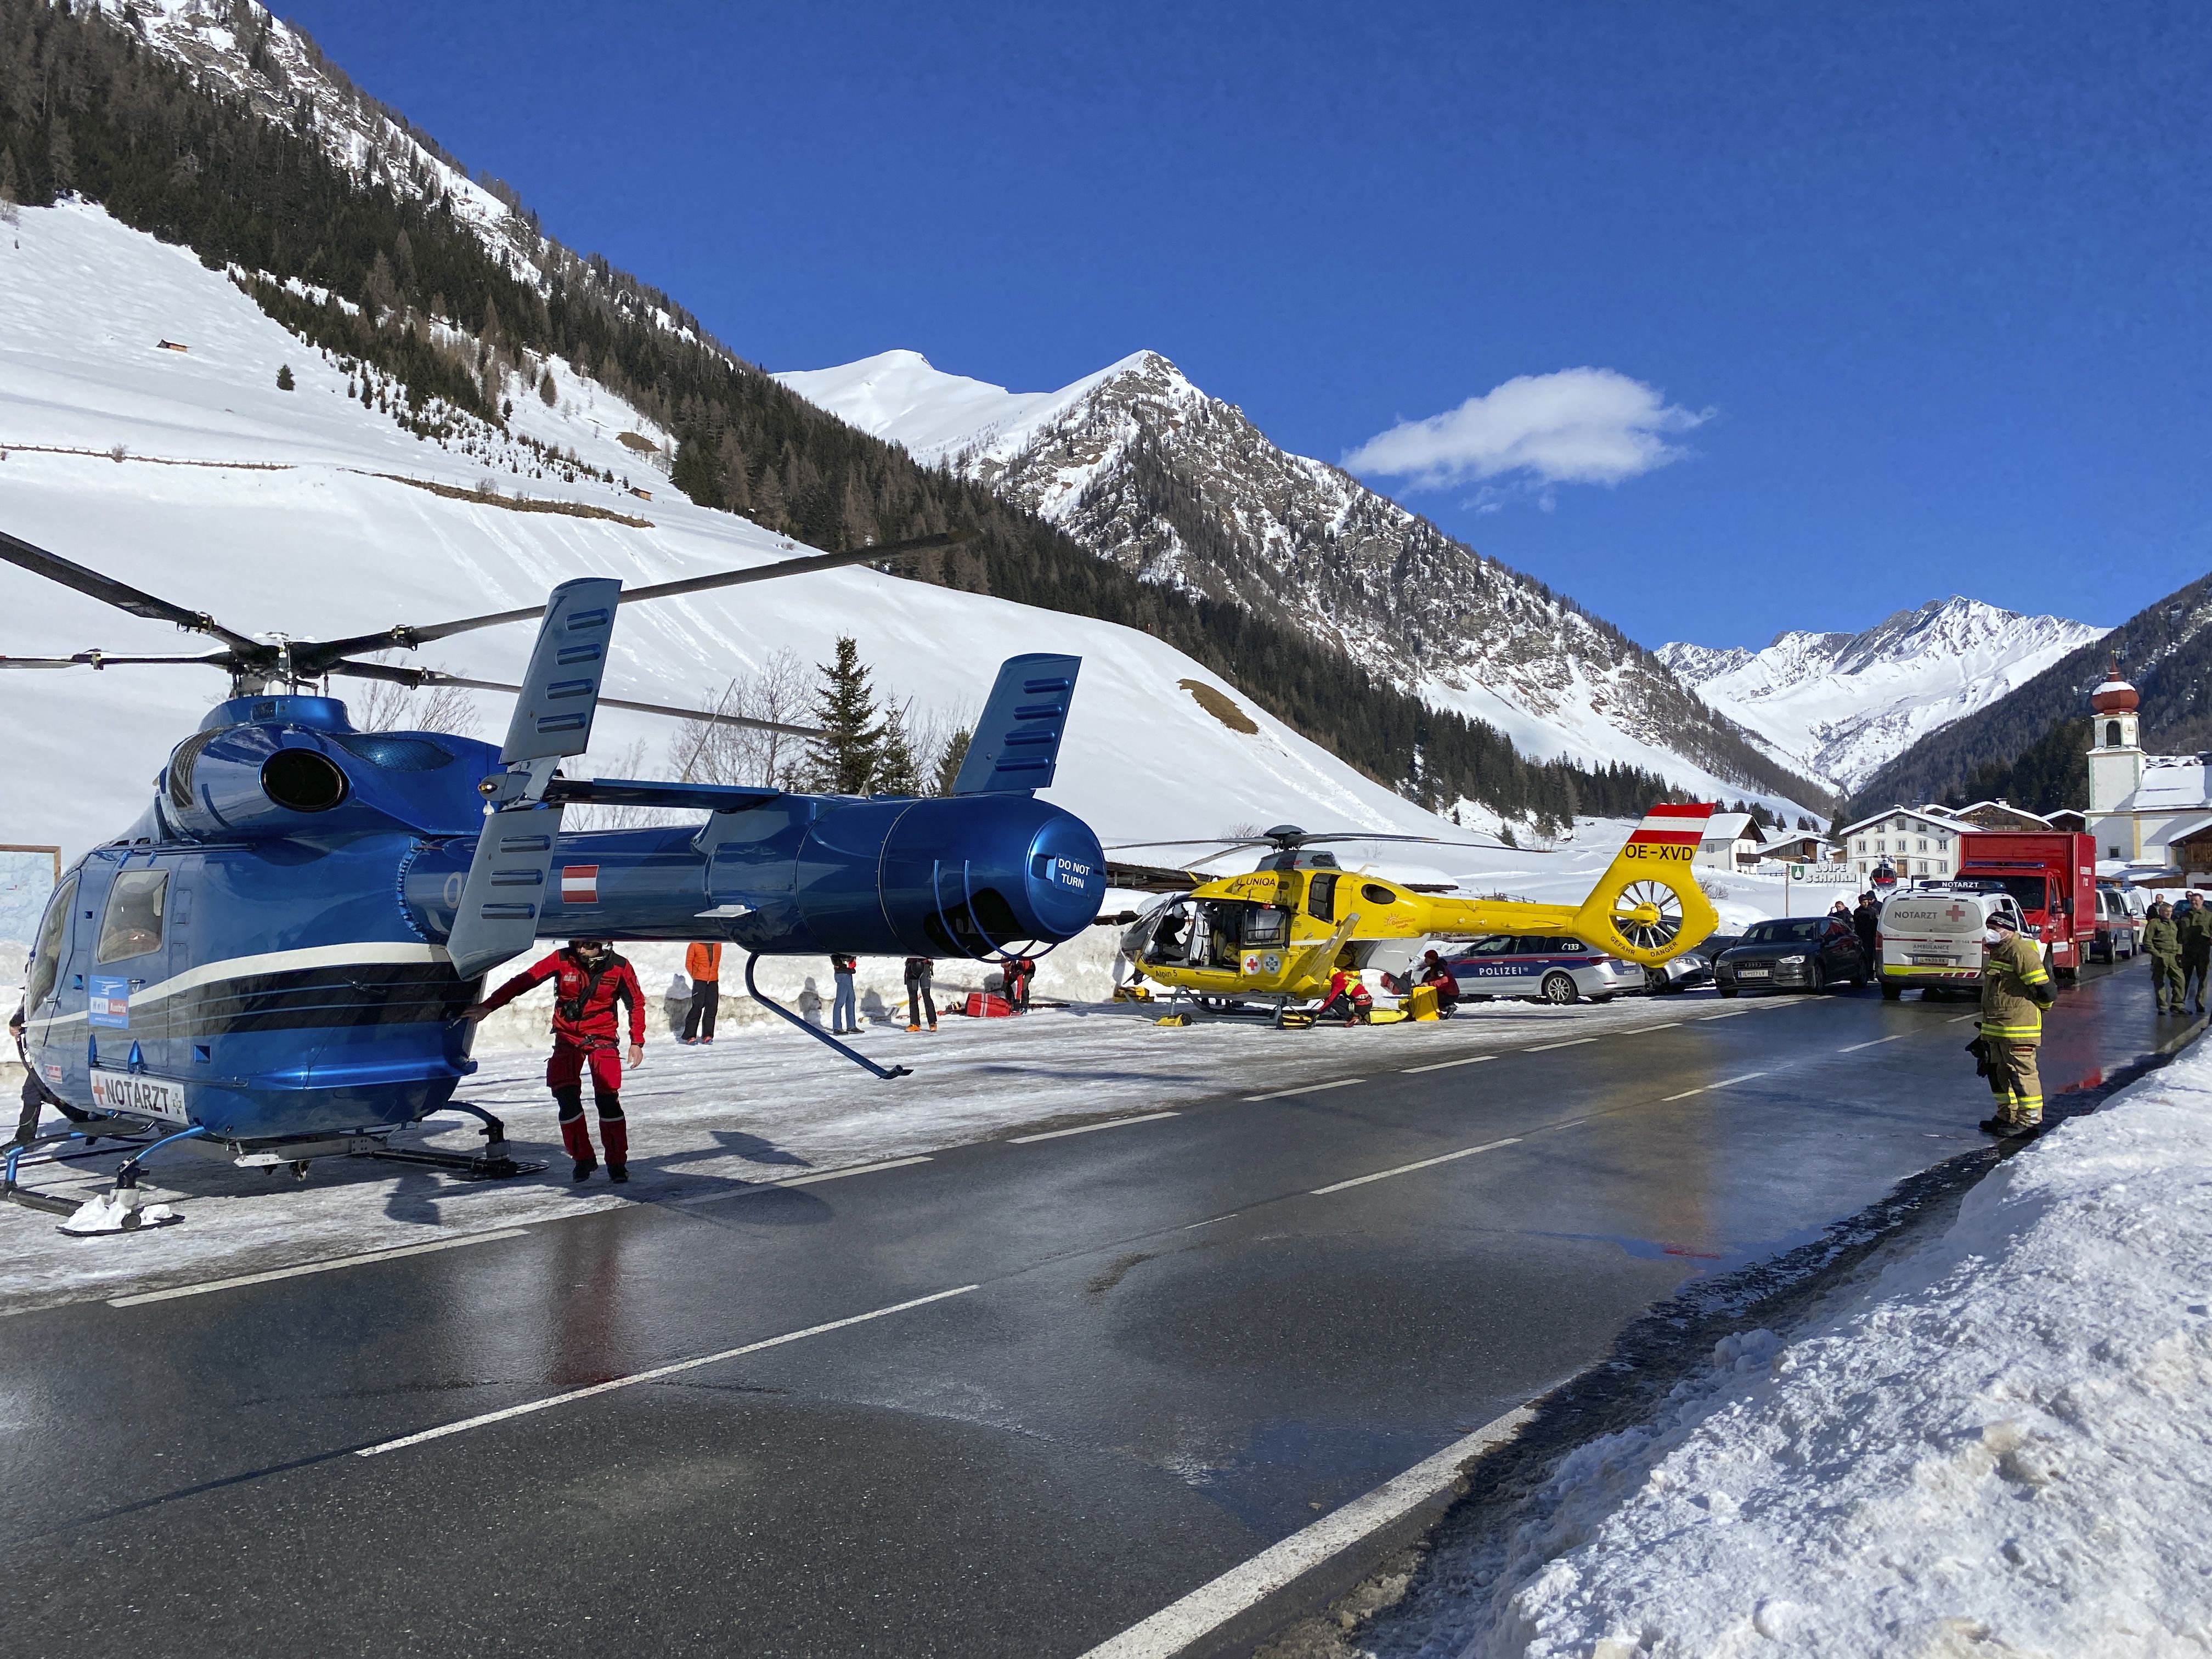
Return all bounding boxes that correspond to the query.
[1978,909,2056,1137]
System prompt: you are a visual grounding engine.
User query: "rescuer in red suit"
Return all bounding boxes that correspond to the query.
[462,939,646,1183]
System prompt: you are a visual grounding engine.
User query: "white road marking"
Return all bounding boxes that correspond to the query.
[1399,1054,1496,1075]
[1183,1213,1239,1229]
[1526,1037,1596,1052]
[355,1285,978,1458]
[1949,1013,1983,1023]
[1838,1034,1907,1052]
[1661,1070,1768,1103]
[1011,1112,1179,1144]
[1699,1009,1747,1020]
[108,1228,532,1308]
[1245,1078,1364,1102]
[1077,1406,1537,1659]
[1635,1022,1684,1031]
[676,1155,933,1205]
[1310,1137,1521,1195]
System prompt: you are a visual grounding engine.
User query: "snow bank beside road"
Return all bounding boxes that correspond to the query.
[1436,1042,2212,1657]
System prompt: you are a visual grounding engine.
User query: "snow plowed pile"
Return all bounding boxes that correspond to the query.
[1411,1041,2212,1658]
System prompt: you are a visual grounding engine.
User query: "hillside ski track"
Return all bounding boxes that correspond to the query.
[0,963,2165,1658]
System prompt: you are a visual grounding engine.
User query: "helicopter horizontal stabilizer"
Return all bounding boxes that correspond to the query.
[447,578,622,977]
[951,654,1081,796]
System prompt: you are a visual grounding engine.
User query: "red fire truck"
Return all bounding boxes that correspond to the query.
[1952,831,2098,981]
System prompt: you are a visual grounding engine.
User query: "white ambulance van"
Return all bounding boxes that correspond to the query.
[1877,884,2031,1001]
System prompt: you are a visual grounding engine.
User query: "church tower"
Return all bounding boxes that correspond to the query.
[2086,657,2142,860]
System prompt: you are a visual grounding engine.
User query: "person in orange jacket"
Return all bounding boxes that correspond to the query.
[462,940,645,1182]
[681,940,722,1045]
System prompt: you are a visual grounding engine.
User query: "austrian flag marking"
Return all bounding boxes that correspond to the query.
[1625,800,1716,851]
[561,865,600,906]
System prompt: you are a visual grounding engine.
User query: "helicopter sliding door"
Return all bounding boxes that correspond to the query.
[83,856,190,1120]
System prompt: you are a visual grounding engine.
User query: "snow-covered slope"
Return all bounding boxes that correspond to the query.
[0,202,1469,865]
[1660,598,2108,793]
[778,351,1825,818]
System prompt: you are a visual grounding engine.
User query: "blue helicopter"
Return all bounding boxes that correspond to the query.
[1,528,1108,1229]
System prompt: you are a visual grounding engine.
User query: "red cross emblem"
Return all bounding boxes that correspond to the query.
[1945,904,1968,923]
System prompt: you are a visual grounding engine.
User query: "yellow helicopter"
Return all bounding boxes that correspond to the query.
[1108,803,1719,1015]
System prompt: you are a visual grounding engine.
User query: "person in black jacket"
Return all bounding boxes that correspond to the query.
[1853,893,1881,976]
[903,957,937,1032]
[10,1002,94,1147]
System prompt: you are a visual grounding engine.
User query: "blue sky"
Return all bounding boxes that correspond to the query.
[284,1,2212,650]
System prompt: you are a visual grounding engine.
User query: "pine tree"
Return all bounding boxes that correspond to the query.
[672,435,723,509]
[276,363,295,390]
[538,366,556,406]
[806,637,885,794]
[932,727,971,795]
[876,699,921,795]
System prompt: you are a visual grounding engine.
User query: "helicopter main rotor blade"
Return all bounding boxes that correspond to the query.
[290,532,972,676]
[1104,837,1274,854]
[0,530,263,657]
[324,659,826,738]
[0,650,235,669]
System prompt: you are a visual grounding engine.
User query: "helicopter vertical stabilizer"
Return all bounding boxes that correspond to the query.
[445,577,621,977]
[951,654,1082,795]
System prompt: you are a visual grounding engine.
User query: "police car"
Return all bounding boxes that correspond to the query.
[1441,934,1641,1006]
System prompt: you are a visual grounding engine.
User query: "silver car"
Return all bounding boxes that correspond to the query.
[1442,934,1643,1005]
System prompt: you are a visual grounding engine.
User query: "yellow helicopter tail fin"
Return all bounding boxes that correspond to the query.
[1570,802,1721,968]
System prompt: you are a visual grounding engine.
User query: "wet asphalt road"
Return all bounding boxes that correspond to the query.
[0,962,2176,1657]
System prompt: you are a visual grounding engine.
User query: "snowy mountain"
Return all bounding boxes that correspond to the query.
[0,202,1474,867]
[1658,598,2108,793]
[778,351,1826,815]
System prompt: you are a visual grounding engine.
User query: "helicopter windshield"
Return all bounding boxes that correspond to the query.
[26,875,76,1011]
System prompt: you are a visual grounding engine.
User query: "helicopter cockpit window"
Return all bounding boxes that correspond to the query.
[1307,872,1338,922]
[1361,882,1398,906]
[97,870,170,962]
[1147,904,1192,963]
[26,875,76,1010]
[1242,905,1291,947]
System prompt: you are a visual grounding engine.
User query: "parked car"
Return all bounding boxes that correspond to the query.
[1713,916,1868,996]
[1442,935,1641,1005]
[2091,884,2140,962]
[1645,935,1733,994]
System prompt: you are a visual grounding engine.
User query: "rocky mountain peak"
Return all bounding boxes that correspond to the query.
[782,351,1826,811]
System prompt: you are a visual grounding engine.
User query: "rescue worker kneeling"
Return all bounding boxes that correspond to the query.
[1318,966,1374,1026]
[1974,910,2054,1138]
[464,939,646,1182]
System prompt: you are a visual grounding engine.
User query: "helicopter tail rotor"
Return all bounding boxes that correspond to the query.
[1570,803,1720,967]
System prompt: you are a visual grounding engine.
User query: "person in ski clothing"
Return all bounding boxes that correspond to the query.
[831,953,859,1035]
[10,1001,93,1147]
[1852,894,1880,974]
[2145,899,2185,1013]
[2178,892,2211,1014]
[463,940,646,1182]
[680,940,721,1044]
[1318,967,1373,1026]
[1003,953,1037,1013]
[1976,909,2054,1137]
[1416,949,1461,1016]
[903,956,937,1032]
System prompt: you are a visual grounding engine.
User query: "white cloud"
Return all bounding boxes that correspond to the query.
[1343,368,1708,495]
